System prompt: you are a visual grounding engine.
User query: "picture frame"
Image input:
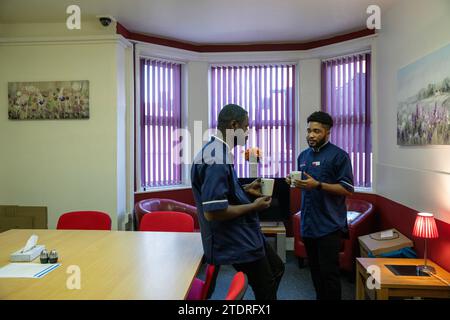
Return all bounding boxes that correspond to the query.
[8,80,89,120]
[397,44,450,145]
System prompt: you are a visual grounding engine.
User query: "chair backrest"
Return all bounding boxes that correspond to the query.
[139,211,194,232]
[225,272,248,300]
[57,211,111,230]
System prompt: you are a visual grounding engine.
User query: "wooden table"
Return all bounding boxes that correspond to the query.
[356,258,450,300]
[358,228,413,257]
[0,229,204,300]
[260,223,286,263]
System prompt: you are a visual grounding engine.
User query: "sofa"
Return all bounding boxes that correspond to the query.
[134,198,199,231]
[292,198,375,273]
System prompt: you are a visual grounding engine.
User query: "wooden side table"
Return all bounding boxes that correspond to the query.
[260,223,286,263]
[358,228,414,257]
[356,258,450,300]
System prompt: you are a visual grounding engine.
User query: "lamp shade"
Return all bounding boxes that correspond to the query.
[412,212,439,239]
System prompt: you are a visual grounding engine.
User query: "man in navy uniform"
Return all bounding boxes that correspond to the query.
[191,104,285,300]
[286,111,354,300]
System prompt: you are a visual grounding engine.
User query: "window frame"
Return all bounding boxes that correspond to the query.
[321,51,373,189]
[135,55,187,191]
[208,63,298,179]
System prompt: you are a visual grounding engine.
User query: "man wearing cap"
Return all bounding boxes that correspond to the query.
[191,104,285,300]
[286,111,354,300]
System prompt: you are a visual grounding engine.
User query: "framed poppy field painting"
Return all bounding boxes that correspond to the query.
[8,80,89,120]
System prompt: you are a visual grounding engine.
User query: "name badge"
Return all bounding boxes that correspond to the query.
[312,161,320,166]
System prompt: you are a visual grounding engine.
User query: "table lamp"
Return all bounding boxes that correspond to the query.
[412,212,439,274]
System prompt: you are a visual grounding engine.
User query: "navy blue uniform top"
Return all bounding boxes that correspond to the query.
[191,136,266,265]
[297,141,354,239]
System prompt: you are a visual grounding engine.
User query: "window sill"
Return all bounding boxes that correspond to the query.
[354,187,374,194]
[135,184,192,194]
[135,185,373,194]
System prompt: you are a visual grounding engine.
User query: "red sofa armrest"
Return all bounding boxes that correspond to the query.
[292,211,301,240]
[340,200,376,272]
[135,198,199,231]
[347,201,375,236]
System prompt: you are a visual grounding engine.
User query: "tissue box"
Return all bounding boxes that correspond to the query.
[10,245,45,262]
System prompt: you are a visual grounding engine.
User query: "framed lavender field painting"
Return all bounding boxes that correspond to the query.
[8,80,89,120]
[397,44,450,145]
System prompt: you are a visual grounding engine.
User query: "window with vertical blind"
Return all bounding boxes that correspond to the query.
[210,64,296,178]
[321,53,372,188]
[139,58,182,189]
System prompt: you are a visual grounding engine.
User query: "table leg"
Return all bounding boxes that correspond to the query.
[376,288,389,300]
[356,262,365,300]
[276,232,286,263]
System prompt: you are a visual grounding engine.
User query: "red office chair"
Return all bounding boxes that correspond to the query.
[225,272,248,300]
[138,211,194,232]
[186,264,220,300]
[56,211,112,230]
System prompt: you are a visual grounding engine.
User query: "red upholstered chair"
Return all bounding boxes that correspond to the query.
[56,211,111,230]
[186,264,219,300]
[293,198,375,273]
[138,211,194,232]
[225,272,248,300]
[135,198,199,231]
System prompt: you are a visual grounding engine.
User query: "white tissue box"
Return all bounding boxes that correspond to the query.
[10,245,45,262]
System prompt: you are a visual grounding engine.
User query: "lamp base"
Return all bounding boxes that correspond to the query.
[417,265,436,274]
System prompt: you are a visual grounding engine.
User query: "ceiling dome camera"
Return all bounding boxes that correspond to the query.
[99,16,112,27]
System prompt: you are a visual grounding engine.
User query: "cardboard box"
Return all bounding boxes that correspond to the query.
[0,205,47,232]
[358,228,414,257]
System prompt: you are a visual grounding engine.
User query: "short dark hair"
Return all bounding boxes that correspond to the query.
[217,104,248,131]
[307,111,333,129]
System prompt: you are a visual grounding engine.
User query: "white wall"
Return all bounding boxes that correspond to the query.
[116,41,133,230]
[0,22,115,38]
[0,22,132,229]
[298,59,322,153]
[124,43,135,229]
[186,61,209,173]
[375,0,450,223]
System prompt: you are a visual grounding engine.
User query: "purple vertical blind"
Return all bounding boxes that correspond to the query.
[322,53,372,187]
[140,58,182,188]
[210,64,296,178]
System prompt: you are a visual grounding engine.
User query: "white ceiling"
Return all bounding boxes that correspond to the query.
[0,0,396,44]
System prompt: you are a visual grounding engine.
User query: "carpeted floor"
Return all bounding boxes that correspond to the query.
[198,251,356,300]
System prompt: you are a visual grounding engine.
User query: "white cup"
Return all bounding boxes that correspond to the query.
[290,171,302,186]
[261,178,275,196]
[290,171,302,180]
